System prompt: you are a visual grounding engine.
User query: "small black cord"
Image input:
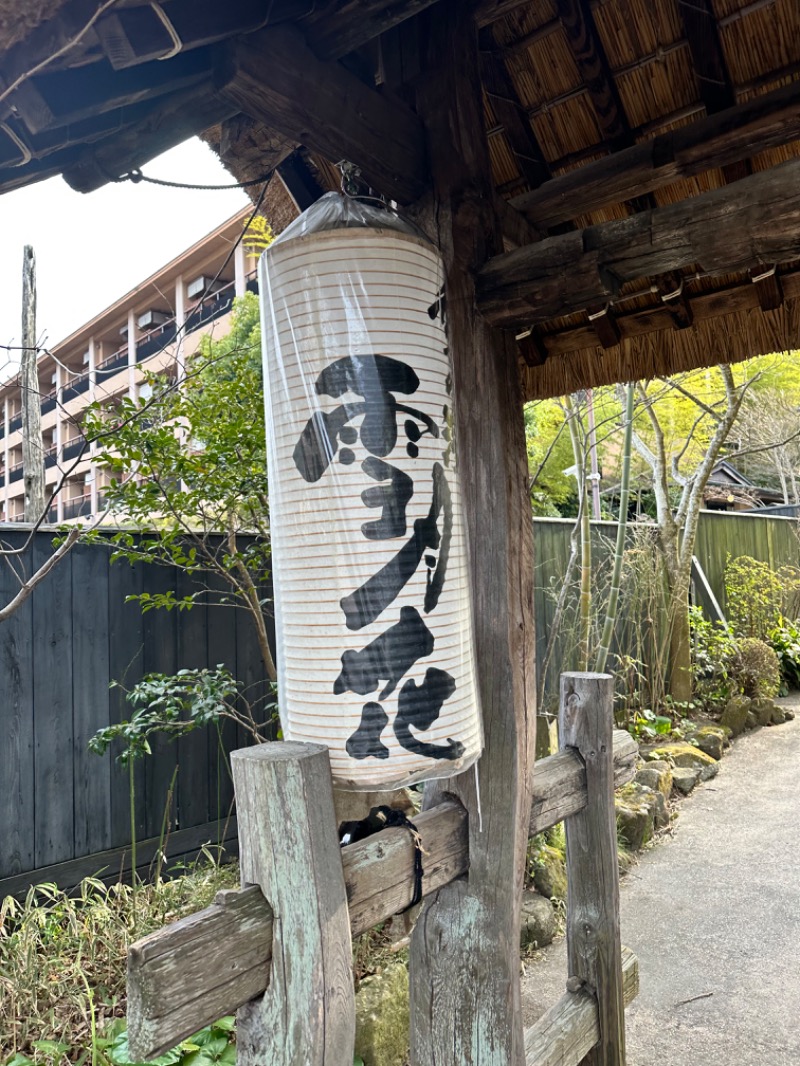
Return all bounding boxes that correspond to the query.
[339,804,425,912]
[107,166,275,191]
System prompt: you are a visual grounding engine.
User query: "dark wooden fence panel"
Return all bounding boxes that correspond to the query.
[0,531,269,894]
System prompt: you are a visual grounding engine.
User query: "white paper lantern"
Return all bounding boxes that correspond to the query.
[260,195,482,791]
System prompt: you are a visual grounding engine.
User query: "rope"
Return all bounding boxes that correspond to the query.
[150,2,183,60]
[108,166,276,190]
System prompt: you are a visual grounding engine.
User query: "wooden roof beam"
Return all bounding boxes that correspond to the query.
[301,0,442,61]
[62,88,240,193]
[479,28,551,190]
[509,78,800,229]
[478,156,800,327]
[217,25,428,203]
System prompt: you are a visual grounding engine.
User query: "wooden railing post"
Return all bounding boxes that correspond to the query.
[231,741,355,1066]
[559,673,626,1066]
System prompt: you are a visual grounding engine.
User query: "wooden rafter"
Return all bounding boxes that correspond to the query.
[509,78,800,229]
[478,156,800,327]
[217,25,428,203]
[479,27,551,190]
[301,0,441,61]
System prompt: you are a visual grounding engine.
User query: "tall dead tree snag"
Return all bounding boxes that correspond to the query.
[21,245,45,522]
[408,5,537,1064]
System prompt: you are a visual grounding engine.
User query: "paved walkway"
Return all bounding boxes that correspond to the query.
[521,705,800,1065]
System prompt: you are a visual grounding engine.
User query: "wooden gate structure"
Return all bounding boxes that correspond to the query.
[4,0,800,1062]
[126,673,639,1066]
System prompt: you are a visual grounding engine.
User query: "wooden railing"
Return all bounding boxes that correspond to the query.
[128,673,637,1065]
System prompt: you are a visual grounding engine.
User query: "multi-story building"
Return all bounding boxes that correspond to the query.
[0,207,260,524]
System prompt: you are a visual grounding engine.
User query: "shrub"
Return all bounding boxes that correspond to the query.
[734,638,781,700]
[769,618,800,692]
[724,555,800,640]
[689,606,741,711]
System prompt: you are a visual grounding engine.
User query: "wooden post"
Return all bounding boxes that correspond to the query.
[559,673,626,1066]
[21,245,45,523]
[230,742,355,1066]
[409,4,537,1064]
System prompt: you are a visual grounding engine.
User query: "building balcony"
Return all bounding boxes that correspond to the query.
[0,472,5,488]
[9,462,23,483]
[63,493,91,520]
[62,374,91,402]
[245,272,259,295]
[46,505,58,523]
[96,348,128,378]
[44,444,58,468]
[9,413,21,433]
[0,423,5,441]
[41,390,58,415]
[62,438,86,462]
[185,280,235,334]
[137,319,177,362]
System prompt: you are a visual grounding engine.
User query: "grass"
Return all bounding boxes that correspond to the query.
[0,853,238,1064]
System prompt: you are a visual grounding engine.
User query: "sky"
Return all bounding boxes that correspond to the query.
[0,138,250,376]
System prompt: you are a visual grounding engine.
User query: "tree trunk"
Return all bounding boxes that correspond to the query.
[21,245,45,523]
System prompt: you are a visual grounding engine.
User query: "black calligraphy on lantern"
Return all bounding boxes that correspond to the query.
[292,352,462,762]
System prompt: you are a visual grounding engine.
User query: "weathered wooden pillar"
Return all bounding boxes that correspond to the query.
[409,4,537,1063]
[559,674,626,1066]
[231,742,356,1066]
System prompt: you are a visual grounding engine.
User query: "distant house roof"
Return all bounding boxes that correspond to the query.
[706,460,784,508]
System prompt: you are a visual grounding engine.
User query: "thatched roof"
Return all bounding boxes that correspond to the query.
[2,0,800,398]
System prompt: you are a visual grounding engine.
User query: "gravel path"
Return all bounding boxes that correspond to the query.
[521,704,800,1065]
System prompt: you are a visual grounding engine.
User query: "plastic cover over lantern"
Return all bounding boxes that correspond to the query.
[259,193,482,790]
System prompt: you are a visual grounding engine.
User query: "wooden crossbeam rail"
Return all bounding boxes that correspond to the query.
[509,78,800,231]
[127,729,638,1059]
[478,155,800,328]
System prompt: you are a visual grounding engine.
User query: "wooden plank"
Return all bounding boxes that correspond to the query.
[230,742,355,1066]
[553,0,631,149]
[677,0,735,117]
[142,565,179,841]
[10,49,214,135]
[479,156,800,327]
[531,729,637,835]
[479,29,551,189]
[217,25,428,204]
[62,88,239,194]
[409,5,537,1065]
[0,817,238,901]
[94,0,273,69]
[125,733,638,1057]
[302,0,442,61]
[71,541,112,859]
[0,529,35,879]
[524,948,639,1066]
[32,534,74,869]
[107,557,147,849]
[559,673,626,1066]
[176,568,210,831]
[510,79,800,230]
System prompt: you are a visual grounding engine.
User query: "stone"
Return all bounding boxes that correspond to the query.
[672,767,701,795]
[355,962,409,1066]
[750,697,779,727]
[746,710,759,731]
[720,695,751,737]
[693,726,727,761]
[615,782,664,850]
[785,707,796,721]
[649,743,719,781]
[532,846,568,901]
[634,760,673,799]
[520,890,556,950]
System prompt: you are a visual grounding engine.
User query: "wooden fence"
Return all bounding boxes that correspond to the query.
[0,530,271,897]
[128,673,637,1066]
[533,511,800,700]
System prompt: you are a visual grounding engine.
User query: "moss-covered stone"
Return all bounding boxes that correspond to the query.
[693,726,728,761]
[520,890,556,949]
[355,962,409,1066]
[647,743,719,781]
[720,695,751,737]
[671,767,700,795]
[634,760,673,799]
[751,697,777,727]
[745,709,759,731]
[532,845,567,901]
[616,782,664,850]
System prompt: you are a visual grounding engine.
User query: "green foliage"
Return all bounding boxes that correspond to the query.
[724,555,800,640]
[735,637,781,700]
[83,293,275,683]
[689,606,742,711]
[88,668,272,766]
[102,1017,236,1066]
[768,618,800,691]
[1,862,237,1061]
[524,400,577,515]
